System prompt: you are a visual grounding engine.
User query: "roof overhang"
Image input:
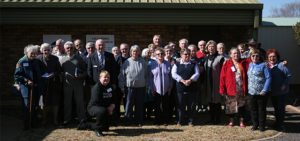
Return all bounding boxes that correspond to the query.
[0,0,263,25]
[0,0,263,9]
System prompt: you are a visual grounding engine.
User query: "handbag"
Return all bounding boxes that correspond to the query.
[225,96,238,114]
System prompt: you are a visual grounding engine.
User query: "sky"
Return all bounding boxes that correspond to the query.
[258,0,299,17]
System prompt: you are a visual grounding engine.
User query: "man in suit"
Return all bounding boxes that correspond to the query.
[87,39,118,89]
[74,39,87,61]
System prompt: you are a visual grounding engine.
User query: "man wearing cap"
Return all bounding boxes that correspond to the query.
[241,38,266,59]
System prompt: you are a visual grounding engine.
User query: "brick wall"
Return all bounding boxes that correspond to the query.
[0,24,190,97]
[0,24,254,98]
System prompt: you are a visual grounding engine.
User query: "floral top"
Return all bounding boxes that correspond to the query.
[234,62,244,96]
[247,62,271,95]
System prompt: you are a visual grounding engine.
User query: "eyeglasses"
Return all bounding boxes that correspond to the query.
[156,53,164,56]
[66,47,72,50]
[249,44,256,46]
[251,55,259,58]
[86,47,92,50]
[182,54,190,56]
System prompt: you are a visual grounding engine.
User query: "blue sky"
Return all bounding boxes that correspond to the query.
[258,0,299,17]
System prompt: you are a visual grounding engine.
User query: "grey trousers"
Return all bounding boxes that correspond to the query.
[63,79,86,122]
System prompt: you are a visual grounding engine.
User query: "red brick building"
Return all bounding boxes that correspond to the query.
[0,0,263,96]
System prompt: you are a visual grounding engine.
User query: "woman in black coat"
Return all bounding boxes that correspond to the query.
[36,43,62,125]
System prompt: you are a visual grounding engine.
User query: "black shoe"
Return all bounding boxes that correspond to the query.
[94,130,104,137]
[77,121,91,130]
[103,126,109,131]
[259,127,265,132]
[251,126,258,131]
[61,121,70,127]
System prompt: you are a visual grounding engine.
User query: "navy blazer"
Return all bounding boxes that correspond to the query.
[87,51,118,85]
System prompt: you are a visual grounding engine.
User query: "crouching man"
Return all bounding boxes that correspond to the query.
[78,70,116,137]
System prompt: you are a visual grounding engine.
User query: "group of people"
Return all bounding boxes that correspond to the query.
[14,35,291,137]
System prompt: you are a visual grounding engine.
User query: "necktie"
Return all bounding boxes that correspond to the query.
[99,54,103,66]
[160,64,163,95]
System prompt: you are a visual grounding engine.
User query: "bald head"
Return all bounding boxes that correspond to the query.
[95,39,105,53]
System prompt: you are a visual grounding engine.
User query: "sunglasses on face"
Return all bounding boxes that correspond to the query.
[66,47,72,50]
[249,44,256,46]
[182,54,190,56]
[251,55,259,58]
[156,53,164,56]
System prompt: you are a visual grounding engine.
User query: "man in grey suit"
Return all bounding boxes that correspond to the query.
[61,41,87,125]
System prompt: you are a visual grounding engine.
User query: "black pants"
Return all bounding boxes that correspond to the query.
[88,106,110,131]
[249,95,268,128]
[176,91,196,124]
[168,86,177,120]
[154,93,169,124]
[209,103,221,123]
[271,94,286,128]
[113,87,122,121]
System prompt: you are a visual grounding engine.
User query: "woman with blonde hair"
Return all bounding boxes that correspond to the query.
[203,40,225,124]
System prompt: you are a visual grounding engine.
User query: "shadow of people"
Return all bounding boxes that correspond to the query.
[106,128,183,137]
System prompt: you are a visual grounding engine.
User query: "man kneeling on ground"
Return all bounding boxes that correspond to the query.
[78,70,116,137]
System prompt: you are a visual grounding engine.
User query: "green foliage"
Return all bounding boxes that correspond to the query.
[293,22,300,45]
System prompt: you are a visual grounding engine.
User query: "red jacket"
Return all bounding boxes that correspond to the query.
[219,59,249,96]
[196,50,206,59]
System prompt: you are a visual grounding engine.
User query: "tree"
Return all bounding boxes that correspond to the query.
[293,22,300,45]
[271,1,300,17]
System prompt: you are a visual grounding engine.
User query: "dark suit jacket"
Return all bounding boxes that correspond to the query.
[115,55,129,75]
[87,51,118,85]
[76,51,88,63]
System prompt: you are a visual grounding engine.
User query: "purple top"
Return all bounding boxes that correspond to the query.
[149,60,173,95]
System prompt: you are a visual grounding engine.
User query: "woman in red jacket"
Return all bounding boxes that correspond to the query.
[220,47,249,128]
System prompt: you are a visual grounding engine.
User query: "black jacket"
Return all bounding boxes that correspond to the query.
[88,82,117,109]
[87,51,118,85]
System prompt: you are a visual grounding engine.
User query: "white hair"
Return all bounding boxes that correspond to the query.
[179,38,188,44]
[40,43,51,52]
[86,42,94,47]
[153,34,161,39]
[25,44,39,54]
[217,42,225,48]
[130,45,141,55]
[188,44,197,50]
[64,41,74,48]
[141,48,150,58]
[56,39,65,45]
[112,46,119,51]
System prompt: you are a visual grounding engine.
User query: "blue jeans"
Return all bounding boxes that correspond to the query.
[176,91,196,124]
[125,87,145,124]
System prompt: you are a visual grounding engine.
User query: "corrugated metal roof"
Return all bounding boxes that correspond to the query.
[0,0,261,4]
[262,18,300,26]
[0,0,263,9]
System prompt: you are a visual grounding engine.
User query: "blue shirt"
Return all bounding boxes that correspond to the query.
[269,62,291,96]
[247,62,271,95]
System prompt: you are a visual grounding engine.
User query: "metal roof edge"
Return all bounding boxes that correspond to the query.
[0,3,263,9]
